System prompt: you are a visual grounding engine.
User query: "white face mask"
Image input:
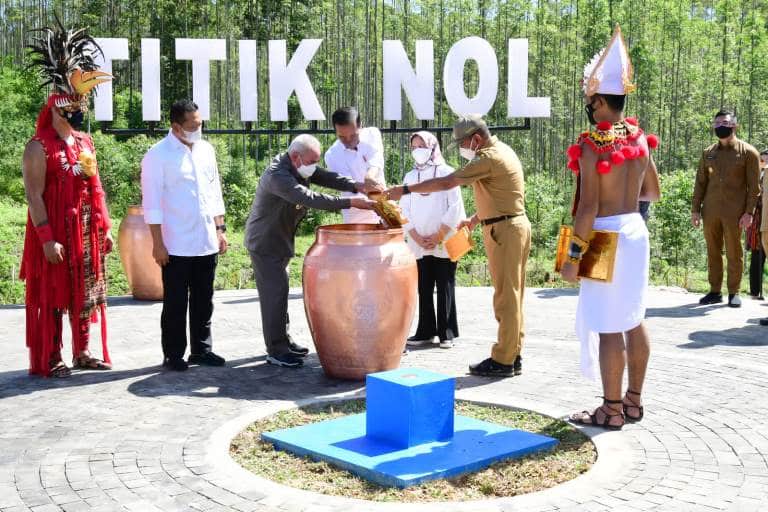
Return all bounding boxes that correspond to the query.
[459,139,477,161]
[182,126,202,143]
[297,156,317,179]
[412,147,432,166]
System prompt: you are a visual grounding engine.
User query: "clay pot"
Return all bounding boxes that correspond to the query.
[303,224,417,380]
[118,206,163,301]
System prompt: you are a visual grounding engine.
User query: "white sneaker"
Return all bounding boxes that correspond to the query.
[439,340,455,349]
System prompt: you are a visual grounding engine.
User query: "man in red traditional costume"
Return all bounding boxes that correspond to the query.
[560,26,661,429]
[20,18,114,377]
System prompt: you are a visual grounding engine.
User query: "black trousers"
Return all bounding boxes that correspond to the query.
[161,254,217,361]
[749,248,765,297]
[250,252,292,356]
[413,255,459,342]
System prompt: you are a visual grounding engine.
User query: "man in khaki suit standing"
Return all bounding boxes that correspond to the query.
[386,115,530,378]
[759,150,768,325]
[691,110,760,308]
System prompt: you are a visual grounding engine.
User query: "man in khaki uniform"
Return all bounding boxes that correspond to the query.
[692,110,760,308]
[759,150,768,325]
[387,115,530,377]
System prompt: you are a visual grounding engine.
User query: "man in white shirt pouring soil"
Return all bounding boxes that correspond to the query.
[324,106,386,224]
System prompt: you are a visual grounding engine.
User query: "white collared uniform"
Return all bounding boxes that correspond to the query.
[399,164,466,259]
[141,132,226,257]
[324,127,386,224]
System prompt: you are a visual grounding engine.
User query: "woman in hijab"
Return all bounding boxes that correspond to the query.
[400,131,466,349]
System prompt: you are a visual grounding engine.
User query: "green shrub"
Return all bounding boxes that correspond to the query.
[647,169,708,289]
[0,61,46,203]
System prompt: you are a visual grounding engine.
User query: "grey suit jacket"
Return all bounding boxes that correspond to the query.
[245,153,356,257]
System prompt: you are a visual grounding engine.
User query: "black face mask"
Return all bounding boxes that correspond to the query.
[585,103,598,125]
[65,110,85,130]
[714,126,733,139]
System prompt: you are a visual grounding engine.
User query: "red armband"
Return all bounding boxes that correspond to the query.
[35,224,54,244]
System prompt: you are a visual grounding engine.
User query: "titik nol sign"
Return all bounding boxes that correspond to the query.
[91,37,551,123]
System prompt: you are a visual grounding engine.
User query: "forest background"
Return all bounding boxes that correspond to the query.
[1,0,767,304]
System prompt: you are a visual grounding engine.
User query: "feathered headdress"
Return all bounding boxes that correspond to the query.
[582,25,635,97]
[26,14,111,111]
[26,14,112,134]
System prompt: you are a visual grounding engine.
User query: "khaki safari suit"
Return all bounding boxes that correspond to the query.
[453,136,531,365]
[692,137,760,295]
[762,168,768,256]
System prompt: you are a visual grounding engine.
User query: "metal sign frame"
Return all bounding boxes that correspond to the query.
[99,119,531,137]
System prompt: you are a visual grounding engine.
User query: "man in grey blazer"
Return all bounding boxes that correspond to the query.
[245,134,380,368]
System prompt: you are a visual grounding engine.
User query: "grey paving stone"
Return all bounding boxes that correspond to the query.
[1,287,766,512]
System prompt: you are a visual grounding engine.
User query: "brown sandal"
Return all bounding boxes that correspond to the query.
[569,399,625,430]
[73,354,112,370]
[49,362,72,378]
[623,389,644,422]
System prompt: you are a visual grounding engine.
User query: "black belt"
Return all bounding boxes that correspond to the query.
[481,214,522,226]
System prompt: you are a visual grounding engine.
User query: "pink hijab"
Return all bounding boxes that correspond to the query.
[410,130,446,168]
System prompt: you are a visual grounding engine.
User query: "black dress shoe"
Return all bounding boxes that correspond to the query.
[469,358,515,377]
[162,358,188,372]
[699,292,723,305]
[188,352,226,366]
[287,340,309,357]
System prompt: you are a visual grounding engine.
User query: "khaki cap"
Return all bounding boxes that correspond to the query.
[449,114,487,147]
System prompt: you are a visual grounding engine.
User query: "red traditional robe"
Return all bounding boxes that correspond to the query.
[20,103,112,377]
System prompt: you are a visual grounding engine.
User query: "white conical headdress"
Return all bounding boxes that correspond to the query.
[582,25,635,96]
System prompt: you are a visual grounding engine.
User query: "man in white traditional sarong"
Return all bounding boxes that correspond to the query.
[560,25,661,430]
[324,106,386,224]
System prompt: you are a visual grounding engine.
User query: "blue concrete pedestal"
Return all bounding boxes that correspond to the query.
[262,368,558,488]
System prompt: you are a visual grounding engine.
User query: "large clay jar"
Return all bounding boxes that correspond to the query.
[303,224,417,380]
[118,206,163,301]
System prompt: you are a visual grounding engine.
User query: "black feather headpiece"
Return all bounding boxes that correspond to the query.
[26,14,109,101]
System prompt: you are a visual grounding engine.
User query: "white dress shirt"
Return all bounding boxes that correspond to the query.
[324,126,386,224]
[400,163,466,259]
[141,131,226,257]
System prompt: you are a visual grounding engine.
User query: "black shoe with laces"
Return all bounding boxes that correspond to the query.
[162,358,188,372]
[699,292,723,305]
[406,334,437,347]
[266,353,304,368]
[188,352,226,366]
[469,357,515,377]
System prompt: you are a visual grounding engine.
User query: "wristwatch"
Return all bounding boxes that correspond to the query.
[402,184,411,195]
[216,224,227,233]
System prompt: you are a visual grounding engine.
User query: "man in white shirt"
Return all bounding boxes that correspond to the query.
[324,106,386,224]
[141,100,228,372]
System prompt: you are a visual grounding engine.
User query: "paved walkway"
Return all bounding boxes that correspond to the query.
[0,287,767,512]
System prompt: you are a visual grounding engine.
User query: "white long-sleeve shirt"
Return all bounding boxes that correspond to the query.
[324,127,386,224]
[141,132,225,257]
[400,164,466,260]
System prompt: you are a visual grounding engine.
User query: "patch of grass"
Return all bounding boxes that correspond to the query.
[230,399,595,502]
[0,200,27,304]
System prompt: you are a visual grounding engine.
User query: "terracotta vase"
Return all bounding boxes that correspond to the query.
[118,206,163,301]
[303,224,418,380]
